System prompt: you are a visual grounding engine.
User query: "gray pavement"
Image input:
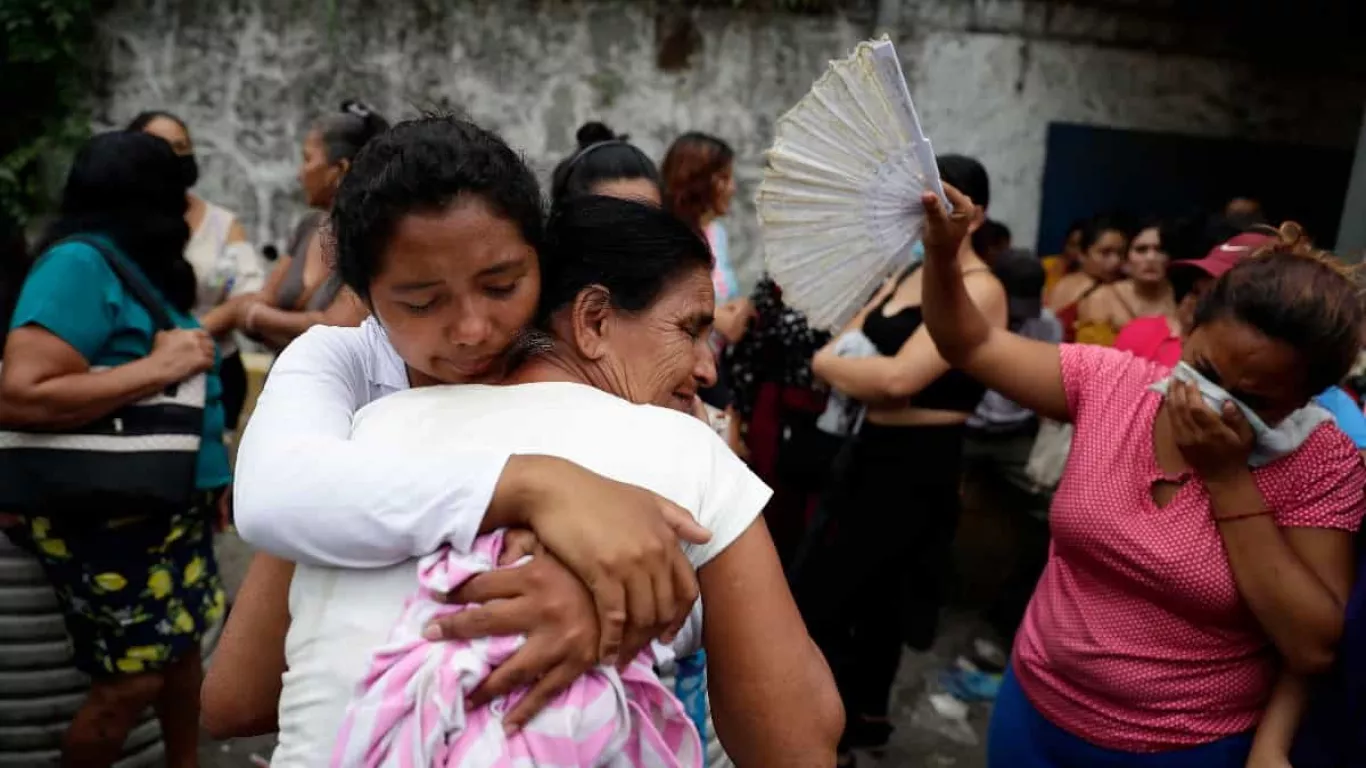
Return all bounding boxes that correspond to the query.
[201,534,993,768]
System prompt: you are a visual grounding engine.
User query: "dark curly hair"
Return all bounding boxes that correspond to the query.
[1194,222,1365,396]
[660,132,733,230]
[37,131,195,312]
[538,195,712,324]
[549,121,659,204]
[329,116,545,302]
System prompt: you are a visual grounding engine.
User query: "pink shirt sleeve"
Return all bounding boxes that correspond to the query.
[1058,343,1161,422]
[1269,426,1366,532]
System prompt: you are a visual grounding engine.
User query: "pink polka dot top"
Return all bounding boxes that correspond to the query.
[1013,344,1366,752]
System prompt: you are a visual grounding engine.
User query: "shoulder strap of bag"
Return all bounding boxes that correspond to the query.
[60,236,178,332]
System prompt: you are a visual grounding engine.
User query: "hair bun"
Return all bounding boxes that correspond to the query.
[341,100,374,118]
[575,121,620,148]
[338,99,390,139]
[1274,221,1309,252]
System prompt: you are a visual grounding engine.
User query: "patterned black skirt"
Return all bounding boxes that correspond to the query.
[16,493,226,677]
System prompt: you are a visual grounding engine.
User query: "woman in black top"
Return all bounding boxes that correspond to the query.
[793,155,1007,763]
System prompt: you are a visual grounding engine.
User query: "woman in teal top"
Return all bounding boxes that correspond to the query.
[0,131,229,768]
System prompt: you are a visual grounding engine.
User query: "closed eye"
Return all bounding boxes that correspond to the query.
[684,316,713,339]
[401,300,437,314]
[1192,358,1222,387]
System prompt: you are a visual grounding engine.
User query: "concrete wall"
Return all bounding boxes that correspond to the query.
[900,29,1364,253]
[93,0,1364,286]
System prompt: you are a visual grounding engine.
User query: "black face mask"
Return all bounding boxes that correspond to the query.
[178,153,200,189]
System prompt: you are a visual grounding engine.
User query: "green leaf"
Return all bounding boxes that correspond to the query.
[0,0,98,224]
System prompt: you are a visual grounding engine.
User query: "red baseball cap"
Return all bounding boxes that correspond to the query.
[1168,232,1275,281]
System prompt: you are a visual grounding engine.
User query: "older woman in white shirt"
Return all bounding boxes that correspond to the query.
[284,191,839,766]
[206,118,840,765]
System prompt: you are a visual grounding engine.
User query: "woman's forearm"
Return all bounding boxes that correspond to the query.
[245,303,324,349]
[1248,670,1308,763]
[1207,471,1345,672]
[200,294,252,338]
[921,255,990,370]
[813,354,901,402]
[201,552,292,738]
[701,523,843,766]
[482,455,578,532]
[0,355,175,430]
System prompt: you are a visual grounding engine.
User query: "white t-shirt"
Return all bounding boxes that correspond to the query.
[184,201,265,356]
[272,382,772,767]
[234,320,511,567]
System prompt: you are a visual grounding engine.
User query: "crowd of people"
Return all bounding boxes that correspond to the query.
[1,96,1364,768]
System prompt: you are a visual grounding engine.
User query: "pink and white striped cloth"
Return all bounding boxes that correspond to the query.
[331,531,703,768]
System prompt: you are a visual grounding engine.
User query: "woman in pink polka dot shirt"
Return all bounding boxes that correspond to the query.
[918,186,1366,768]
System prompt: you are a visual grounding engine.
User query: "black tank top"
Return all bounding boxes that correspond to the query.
[860,264,987,414]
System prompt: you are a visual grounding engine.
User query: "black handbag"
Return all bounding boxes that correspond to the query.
[0,237,205,517]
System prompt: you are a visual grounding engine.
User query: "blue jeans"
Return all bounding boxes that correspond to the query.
[987,667,1254,768]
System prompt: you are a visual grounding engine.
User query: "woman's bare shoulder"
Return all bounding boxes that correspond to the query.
[963,267,1007,314]
[1078,281,1123,315]
[1048,272,1092,308]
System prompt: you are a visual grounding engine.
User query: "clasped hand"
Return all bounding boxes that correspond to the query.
[422,530,605,732]
[420,460,708,733]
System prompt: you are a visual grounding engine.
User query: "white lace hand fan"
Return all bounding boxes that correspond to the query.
[757,37,946,331]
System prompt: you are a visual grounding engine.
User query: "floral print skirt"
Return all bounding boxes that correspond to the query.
[18,493,226,677]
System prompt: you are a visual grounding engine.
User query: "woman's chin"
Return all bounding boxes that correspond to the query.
[421,356,504,386]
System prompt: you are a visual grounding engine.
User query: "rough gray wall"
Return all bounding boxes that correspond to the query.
[93,0,1363,287]
[95,0,862,288]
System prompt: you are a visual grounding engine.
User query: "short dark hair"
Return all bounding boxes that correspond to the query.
[1193,223,1364,395]
[538,195,712,324]
[1080,215,1129,252]
[37,131,195,312]
[661,132,734,229]
[317,100,390,165]
[1133,216,1169,253]
[1133,216,1163,237]
[550,121,659,203]
[125,110,188,135]
[329,116,545,302]
[937,154,990,210]
[971,218,1011,258]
